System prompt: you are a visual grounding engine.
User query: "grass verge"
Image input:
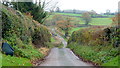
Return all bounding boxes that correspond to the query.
[102,56,119,66]
[0,52,2,67]
[2,54,32,66]
[67,42,119,66]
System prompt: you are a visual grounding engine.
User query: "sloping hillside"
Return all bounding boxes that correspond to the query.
[1,4,51,66]
[67,26,119,66]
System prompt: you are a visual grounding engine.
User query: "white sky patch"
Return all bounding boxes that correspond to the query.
[57,0,119,13]
[2,0,120,13]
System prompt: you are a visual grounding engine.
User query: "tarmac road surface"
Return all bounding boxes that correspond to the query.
[39,28,93,66]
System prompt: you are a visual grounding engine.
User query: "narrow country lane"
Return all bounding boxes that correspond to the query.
[38,28,93,66]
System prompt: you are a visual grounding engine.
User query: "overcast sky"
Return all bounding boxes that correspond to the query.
[2,0,120,13]
[56,0,120,13]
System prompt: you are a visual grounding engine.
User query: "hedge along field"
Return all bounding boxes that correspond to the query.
[1,5,51,66]
[70,27,86,35]
[55,12,114,18]
[54,12,113,26]
[75,17,113,26]
[51,13,113,37]
[55,12,82,17]
[67,26,119,66]
[47,13,113,29]
[70,17,113,36]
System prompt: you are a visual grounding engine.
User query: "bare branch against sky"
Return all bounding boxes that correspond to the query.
[1,0,120,13]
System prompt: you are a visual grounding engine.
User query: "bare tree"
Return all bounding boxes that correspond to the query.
[89,10,97,18]
[82,12,92,25]
[56,7,60,12]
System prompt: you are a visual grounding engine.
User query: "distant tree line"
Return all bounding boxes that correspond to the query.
[55,7,87,14]
[55,7,117,18]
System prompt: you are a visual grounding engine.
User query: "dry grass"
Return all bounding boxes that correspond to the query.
[39,47,49,56]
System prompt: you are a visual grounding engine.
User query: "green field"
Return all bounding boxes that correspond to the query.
[55,12,82,17]
[75,17,113,26]
[54,12,114,17]
[49,12,114,37]
[70,18,113,35]
[102,15,115,18]
[53,12,113,26]
[90,18,113,26]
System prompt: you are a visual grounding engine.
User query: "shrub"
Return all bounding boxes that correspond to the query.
[68,26,120,47]
[67,25,119,66]
[2,5,51,48]
[32,25,51,47]
[1,4,51,62]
